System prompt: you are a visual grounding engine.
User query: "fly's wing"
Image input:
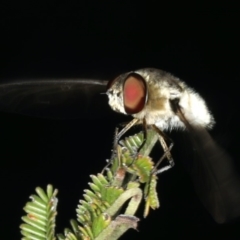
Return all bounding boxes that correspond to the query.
[0,79,110,119]
[183,124,240,223]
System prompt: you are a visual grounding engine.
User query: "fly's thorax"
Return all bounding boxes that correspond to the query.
[132,80,184,130]
[135,68,183,91]
[135,69,215,129]
[133,72,182,118]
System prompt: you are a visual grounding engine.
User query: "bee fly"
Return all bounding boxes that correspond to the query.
[0,68,240,223]
[106,68,214,173]
[106,68,240,224]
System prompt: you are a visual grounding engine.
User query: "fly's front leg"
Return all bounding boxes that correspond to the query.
[110,118,140,160]
[152,125,175,174]
[102,128,121,174]
[111,118,148,167]
[109,127,121,162]
[135,118,147,156]
[124,118,148,162]
[115,118,140,146]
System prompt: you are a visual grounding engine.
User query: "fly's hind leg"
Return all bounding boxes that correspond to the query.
[151,125,175,174]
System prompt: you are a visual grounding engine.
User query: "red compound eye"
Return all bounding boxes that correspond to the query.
[123,73,147,114]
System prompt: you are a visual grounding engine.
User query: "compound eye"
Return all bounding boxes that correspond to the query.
[123,73,147,114]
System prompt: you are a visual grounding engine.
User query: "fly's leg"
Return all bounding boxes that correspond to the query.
[121,118,147,162]
[110,118,149,168]
[144,127,174,200]
[111,118,140,158]
[134,118,147,156]
[102,120,139,173]
[110,127,123,164]
[101,128,121,174]
[114,118,140,148]
[153,142,174,174]
[151,125,175,174]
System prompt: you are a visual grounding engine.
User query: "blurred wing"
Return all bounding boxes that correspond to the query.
[177,109,240,223]
[0,79,111,119]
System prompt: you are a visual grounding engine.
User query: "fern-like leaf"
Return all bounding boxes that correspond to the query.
[20,184,58,240]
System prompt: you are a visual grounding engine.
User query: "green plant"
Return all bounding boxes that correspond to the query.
[20,129,167,240]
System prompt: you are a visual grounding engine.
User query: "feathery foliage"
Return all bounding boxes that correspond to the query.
[20,129,170,240]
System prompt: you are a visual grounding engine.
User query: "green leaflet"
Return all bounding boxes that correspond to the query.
[20,185,58,240]
[144,174,160,218]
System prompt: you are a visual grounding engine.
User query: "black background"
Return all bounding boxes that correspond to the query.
[1,2,240,239]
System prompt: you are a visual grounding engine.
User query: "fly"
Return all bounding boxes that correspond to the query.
[0,68,240,224]
[106,68,215,175]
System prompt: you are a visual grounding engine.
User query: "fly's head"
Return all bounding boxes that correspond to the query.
[106,72,148,116]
